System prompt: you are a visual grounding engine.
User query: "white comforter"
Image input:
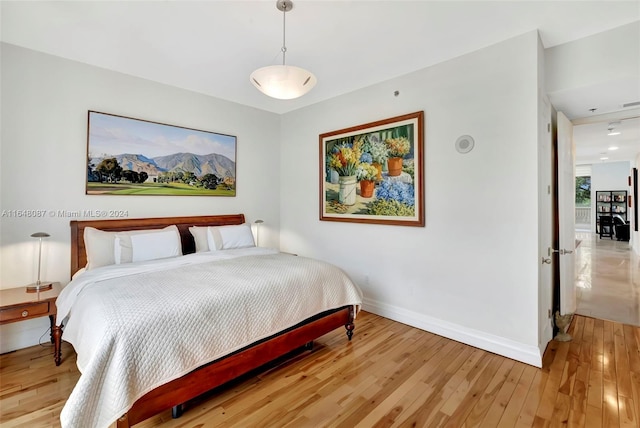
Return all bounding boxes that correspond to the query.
[56,248,363,428]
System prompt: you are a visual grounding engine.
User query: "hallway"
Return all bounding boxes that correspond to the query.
[575,231,640,326]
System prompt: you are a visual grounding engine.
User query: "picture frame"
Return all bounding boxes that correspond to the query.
[86,111,237,196]
[319,111,424,227]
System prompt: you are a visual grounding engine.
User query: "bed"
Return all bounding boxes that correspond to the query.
[54,214,362,428]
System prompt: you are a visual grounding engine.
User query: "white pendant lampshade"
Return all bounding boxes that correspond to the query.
[250,0,316,100]
[251,65,316,100]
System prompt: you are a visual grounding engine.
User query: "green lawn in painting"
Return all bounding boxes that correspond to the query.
[87,182,235,196]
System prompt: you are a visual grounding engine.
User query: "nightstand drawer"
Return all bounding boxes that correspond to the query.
[0,302,50,322]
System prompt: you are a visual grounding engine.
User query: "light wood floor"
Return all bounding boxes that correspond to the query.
[1,311,639,427]
[575,231,640,326]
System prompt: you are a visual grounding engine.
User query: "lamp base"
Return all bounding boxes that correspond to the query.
[26,282,53,293]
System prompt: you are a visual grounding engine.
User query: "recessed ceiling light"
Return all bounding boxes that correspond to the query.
[608,121,621,136]
[600,157,609,160]
[608,146,619,150]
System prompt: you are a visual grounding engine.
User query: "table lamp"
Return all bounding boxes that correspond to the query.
[254,220,264,247]
[26,232,53,292]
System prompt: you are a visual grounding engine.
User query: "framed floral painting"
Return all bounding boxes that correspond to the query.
[319,111,424,227]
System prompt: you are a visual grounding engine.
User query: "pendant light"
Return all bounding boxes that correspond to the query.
[250,0,316,100]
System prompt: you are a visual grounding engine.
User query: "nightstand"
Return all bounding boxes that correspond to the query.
[0,282,63,365]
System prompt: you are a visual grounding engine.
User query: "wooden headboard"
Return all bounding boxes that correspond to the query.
[70,214,245,277]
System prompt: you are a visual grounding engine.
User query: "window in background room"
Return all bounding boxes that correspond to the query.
[575,164,592,229]
[576,176,591,206]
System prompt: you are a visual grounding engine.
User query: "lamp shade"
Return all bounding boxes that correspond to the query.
[250,65,317,100]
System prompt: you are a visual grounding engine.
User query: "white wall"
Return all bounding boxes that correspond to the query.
[0,43,281,352]
[591,161,632,191]
[280,32,543,366]
[545,21,639,98]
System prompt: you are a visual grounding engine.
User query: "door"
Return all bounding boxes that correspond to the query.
[539,96,554,348]
[557,111,576,314]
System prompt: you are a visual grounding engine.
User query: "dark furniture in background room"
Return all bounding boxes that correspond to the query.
[599,215,614,239]
[613,214,631,241]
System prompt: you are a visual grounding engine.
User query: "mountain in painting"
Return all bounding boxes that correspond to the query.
[115,153,165,176]
[90,152,235,178]
[153,152,235,178]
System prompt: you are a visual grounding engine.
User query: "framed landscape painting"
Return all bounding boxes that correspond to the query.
[319,111,424,227]
[86,111,237,196]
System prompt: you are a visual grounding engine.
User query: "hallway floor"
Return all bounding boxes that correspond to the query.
[575,231,640,326]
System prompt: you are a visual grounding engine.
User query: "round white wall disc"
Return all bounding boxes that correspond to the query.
[455,135,475,154]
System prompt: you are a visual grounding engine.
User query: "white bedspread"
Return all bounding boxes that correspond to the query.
[56,248,362,428]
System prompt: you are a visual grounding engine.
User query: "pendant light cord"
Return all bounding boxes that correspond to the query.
[281,3,287,66]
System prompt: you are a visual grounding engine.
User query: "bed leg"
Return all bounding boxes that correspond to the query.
[117,413,130,428]
[172,403,185,419]
[345,323,355,341]
[345,305,355,341]
[52,324,63,366]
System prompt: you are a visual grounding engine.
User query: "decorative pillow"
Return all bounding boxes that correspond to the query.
[115,225,182,264]
[189,226,210,253]
[208,224,255,250]
[84,227,117,270]
[130,230,181,262]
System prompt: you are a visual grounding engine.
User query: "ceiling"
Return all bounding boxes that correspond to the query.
[574,117,640,165]
[2,1,639,164]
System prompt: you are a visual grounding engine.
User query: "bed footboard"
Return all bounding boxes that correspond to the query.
[116,305,355,428]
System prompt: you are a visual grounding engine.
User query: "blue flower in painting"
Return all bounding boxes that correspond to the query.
[375,181,414,206]
[360,152,373,163]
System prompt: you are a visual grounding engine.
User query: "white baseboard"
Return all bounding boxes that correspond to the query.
[362,298,542,368]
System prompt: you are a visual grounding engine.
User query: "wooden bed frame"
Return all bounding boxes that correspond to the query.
[56,214,356,428]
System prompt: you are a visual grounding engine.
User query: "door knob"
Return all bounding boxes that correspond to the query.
[541,257,552,264]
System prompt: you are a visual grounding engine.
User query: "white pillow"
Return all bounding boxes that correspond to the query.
[208,224,255,250]
[206,226,223,252]
[130,230,181,262]
[84,227,117,270]
[114,236,122,264]
[115,225,182,264]
[189,226,210,253]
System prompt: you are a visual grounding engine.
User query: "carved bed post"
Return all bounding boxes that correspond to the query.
[52,323,63,366]
[345,306,356,340]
